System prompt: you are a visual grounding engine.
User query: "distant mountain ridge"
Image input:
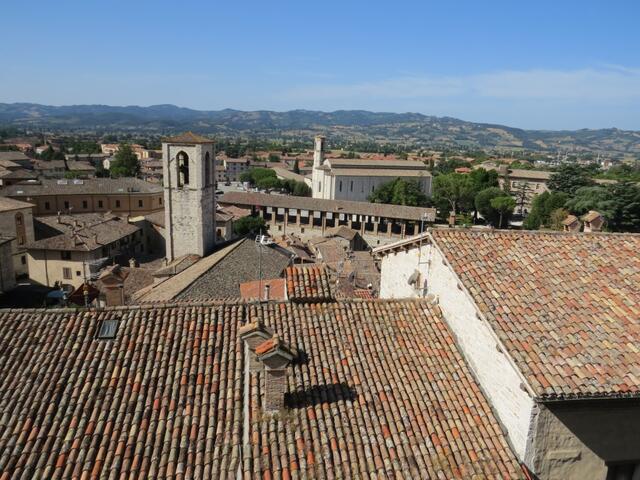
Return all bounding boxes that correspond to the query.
[1,102,638,157]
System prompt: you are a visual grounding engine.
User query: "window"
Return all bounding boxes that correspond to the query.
[98,200,103,208]
[350,181,354,192]
[60,251,71,260]
[76,270,82,276]
[63,267,72,280]
[21,256,26,265]
[82,200,88,209]
[15,213,23,226]
[17,235,24,246]
[96,318,119,339]
[159,197,163,205]
[177,151,189,187]
[115,200,121,208]
[44,201,50,210]
[339,181,342,192]
[138,200,143,207]
[64,201,70,209]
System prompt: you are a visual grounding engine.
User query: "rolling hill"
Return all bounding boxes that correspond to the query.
[1,103,638,157]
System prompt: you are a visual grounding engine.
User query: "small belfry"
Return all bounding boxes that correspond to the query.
[162,132,216,261]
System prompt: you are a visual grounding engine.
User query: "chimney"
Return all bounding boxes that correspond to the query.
[313,135,325,169]
[239,321,273,372]
[255,335,295,412]
[129,258,137,269]
[57,211,61,223]
[264,284,270,301]
[98,265,129,306]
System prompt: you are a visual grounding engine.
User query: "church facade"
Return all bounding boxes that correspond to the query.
[310,135,432,202]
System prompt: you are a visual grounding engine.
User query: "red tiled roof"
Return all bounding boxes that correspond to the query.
[285,264,334,302]
[239,278,286,301]
[161,131,214,144]
[0,299,523,478]
[431,229,640,399]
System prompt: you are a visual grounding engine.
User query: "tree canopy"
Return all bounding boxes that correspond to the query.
[432,173,474,217]
[109,144,140,177]
[475,187,510,226]
[490,196,516,228]
[368,178,428,206]
[522,191,569,230]
[547,164,595,195]
[233,216,267,236]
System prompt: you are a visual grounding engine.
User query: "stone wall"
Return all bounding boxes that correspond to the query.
[163,143,216,260]
[0,241,16,293]
[0,206,34,277]
[527,400,640,479]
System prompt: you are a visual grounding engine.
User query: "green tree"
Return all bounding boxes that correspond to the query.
[548,164,595,195]
[292,181,311,197]
[369,178,428,206]
[268,153,280,163]
[523,191,569,229]
[233,216,267,236]
[490,196,516,228]
[256,176,281,191]
[468,168,500,220]
[432,173,474,217]
[475,187,509,226]
[566,182,640,232]
[241,167,277,186]
[605,182,640,232]
[549,208,570,230]
[109,144,140,177]
[565,186,613,216]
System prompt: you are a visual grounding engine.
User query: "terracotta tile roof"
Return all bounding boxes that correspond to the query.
[324,225,358,241]
[285,264,334,302]
[0,299,523,478]
[431,229,640,399]
[161,131,214,144]
[0,167,38,180]
[137,239,292,302]
[353,288,375,299]
[29,213,140,252]
[2,178,162,197]
[581,210,602,222]
[219,191,437,222]
[0,196,34,212]
[239,278,286,301]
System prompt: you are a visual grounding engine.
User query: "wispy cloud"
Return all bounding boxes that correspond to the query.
[282,66,640,102]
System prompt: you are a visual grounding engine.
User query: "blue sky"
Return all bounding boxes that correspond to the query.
[1,0,639,130]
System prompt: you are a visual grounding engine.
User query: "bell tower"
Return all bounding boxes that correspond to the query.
[162,132,216,261]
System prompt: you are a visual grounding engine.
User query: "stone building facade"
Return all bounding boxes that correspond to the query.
[0,198,35,277]
[2,178,163,216]
[162,132,216,261]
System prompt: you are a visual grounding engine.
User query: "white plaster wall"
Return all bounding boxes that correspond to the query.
[426,245,535,460]
[316,174,431,202]
[379,244,431,299]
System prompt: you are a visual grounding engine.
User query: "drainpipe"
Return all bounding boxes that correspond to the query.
[44,248,49,287]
